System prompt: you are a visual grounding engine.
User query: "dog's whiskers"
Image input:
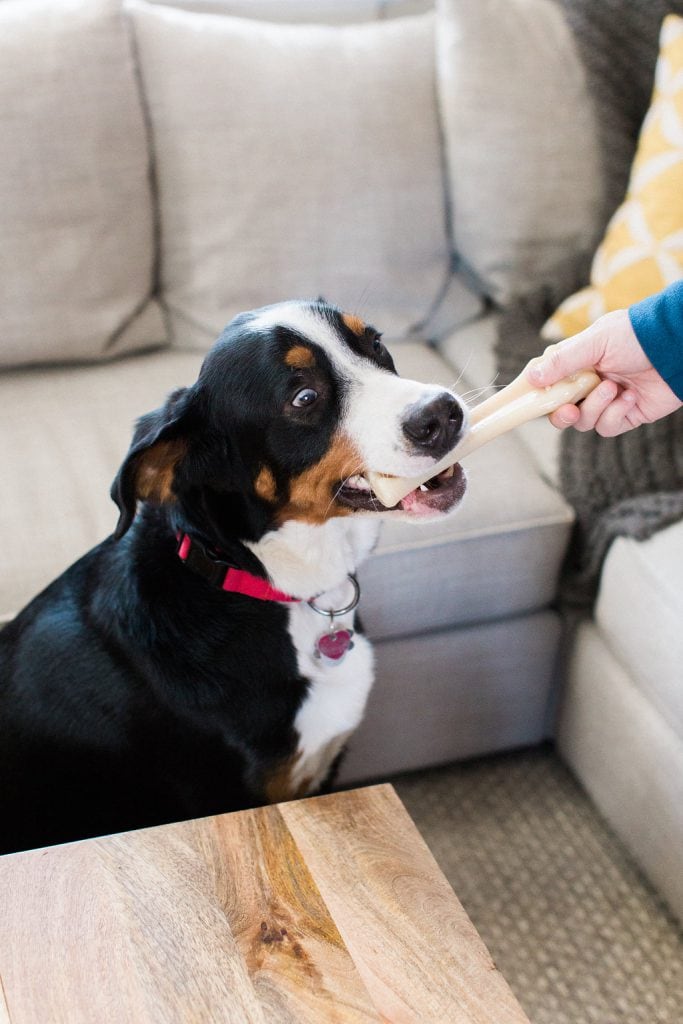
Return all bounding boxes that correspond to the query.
[458,379,507,407]
[326,460,366,516]
[449,348,476,392]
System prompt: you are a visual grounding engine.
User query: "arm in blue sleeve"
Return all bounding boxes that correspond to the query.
[629,281,683,401]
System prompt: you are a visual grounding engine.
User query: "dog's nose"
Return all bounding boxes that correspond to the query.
[402,393,464,457]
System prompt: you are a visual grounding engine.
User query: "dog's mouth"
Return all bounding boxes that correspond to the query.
[337,463,466,517]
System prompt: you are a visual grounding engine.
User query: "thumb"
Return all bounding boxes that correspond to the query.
[527,326,605,387]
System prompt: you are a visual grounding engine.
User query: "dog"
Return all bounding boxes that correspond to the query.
[0,299,468,853]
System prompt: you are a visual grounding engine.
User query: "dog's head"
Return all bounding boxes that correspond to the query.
[111,299,468,541]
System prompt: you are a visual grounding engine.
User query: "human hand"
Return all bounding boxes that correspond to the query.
[527,309,683,435]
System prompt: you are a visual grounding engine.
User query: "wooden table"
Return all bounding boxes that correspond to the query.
[0,784,530,1024]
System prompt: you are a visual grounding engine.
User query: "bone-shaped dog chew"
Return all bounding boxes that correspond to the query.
[367,352,601,508]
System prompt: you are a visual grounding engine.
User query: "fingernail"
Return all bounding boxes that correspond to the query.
[529,365,545,384]
[598,382,615,399]
[623,390,636,404]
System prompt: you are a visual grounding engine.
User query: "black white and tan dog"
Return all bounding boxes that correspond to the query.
[0,299,467,853]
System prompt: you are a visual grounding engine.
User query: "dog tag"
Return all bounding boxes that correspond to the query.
[315,628,354,664]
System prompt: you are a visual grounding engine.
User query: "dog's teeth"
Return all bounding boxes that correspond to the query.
[419,484,429,492]
[347,474,371,491]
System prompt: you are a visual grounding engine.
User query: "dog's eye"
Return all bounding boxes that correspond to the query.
[372,333,383,354]
[292,387,319,408]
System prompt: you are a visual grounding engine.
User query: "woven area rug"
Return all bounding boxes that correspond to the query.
[393,746,683,1024]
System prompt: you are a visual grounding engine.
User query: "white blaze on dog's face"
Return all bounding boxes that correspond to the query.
[247,300,468,520]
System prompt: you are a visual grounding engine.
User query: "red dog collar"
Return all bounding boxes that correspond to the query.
[177,533,299,603]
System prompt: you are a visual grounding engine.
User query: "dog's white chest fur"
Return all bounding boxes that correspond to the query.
[286,593,374,793]
[246,517,379,794]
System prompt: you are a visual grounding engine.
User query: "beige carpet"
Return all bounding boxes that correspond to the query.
[392,746,683,1024]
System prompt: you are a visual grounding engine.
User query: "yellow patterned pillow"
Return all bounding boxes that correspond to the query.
[543,14,683,341]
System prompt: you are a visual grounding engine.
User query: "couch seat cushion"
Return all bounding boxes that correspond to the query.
[0,342,573,636]
[0,351,204,623]
[595,520,683,739]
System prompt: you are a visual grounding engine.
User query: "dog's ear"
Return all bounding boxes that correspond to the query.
[111,387,196,539]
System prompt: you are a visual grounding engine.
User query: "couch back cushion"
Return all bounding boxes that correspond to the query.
[0,0,165,369]
[436,0,603,304]
[554,0,683,234]
[143,0,431,21]
[128,1,454,348]
[543,15,683,340]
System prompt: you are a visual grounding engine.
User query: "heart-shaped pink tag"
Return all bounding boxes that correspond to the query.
[316,629,354,662]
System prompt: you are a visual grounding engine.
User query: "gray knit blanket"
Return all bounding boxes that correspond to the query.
[495,0,683,608]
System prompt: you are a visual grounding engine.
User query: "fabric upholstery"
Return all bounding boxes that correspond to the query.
[435,0,601,303]
[0,0,165,368]
[595,521,683,737]
[487,15,683,608]
[128,1,453,348]
[557,413,683,609]
[339,610,561,783]
[0,351,204,624]
[545,16,683,340]
[554,0,683,237]
[144,0,431,20]
[559,621,683,923]
[494,1,683,375]
[438,311,499,397]
[146,0,383,17]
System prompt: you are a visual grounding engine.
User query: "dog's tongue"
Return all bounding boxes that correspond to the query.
[397,464,467,516]
[399,486,439,517]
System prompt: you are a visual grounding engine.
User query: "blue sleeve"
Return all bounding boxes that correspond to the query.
[629,281,683,401]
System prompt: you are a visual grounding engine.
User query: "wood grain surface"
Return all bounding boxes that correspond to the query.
[0,785,530,1024]
[0,975,10,1024]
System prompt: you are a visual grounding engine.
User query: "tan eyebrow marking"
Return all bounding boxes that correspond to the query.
[342,314,366,336]
[284,345,315,369]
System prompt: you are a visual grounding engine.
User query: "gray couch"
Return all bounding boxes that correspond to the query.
[1,0,681,921]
